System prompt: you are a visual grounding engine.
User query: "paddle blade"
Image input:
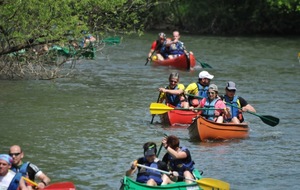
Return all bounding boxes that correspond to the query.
[45,182,76,190]
[260,115,280,127]
[200,62,212,68]
[149,103,174,115]
[197,178,230,190]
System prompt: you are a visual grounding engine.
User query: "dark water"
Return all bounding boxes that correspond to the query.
[0,33,299,190]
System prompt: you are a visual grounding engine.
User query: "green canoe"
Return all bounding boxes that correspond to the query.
[101,36,121,45]
[120,177,202,190]
[120,170,202,190]
[50,44,96,59]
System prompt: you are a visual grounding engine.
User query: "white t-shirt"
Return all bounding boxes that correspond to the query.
[0,170,16,190]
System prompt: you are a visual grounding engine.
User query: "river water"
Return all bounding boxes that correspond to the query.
[0,33,299,190]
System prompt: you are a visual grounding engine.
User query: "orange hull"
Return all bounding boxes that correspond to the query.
[152,54,196,70]
[188,117,249,141]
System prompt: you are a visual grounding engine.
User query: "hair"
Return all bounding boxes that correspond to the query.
[143,142,157,154]
[166,135,180,149]
[169,72,179,81]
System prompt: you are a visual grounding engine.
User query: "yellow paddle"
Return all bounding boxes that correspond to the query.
[135,163,230,189]
[149,103,222,115]
[22,177,38,186]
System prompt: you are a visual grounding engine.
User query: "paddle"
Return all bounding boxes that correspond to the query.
[22,177,75,190]
[145,50,155,65]
[149,103,222,115]
[136,163,230,190]
[225,102,279,127]
[150,92,162,124]
[186,93,279,127]
[195,58,212,68]
[156,133,168,157]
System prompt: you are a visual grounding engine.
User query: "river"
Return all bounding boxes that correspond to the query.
[0,33,299,190]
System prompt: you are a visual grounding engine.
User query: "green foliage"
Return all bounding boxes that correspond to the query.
[0,0,152,56]
[0,0,153,79]
[147,0,300,35]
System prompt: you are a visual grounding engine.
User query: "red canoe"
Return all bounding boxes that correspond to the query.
[188,117,249,141]
[161,109,198,127]
[152,53,196,70]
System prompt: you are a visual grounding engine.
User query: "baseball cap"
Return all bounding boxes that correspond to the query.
[144,144,156,156]
[198,71,214,79]
[209,84,218,92]
[226,81,236,90]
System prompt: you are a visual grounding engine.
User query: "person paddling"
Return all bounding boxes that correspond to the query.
[147,32,166,62]
[220,81,256,124]
[125,142,169,186]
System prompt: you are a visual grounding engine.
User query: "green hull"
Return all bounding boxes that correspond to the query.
[120,170,202,190]
[120,177,201,190]
[50,44,95,59]
[101,36,121,45]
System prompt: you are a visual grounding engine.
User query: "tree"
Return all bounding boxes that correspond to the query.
[0,0,154,79]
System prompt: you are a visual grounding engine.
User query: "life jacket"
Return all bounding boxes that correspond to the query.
[169,41,184,56]
[223,95,244,122]
[7,172,22,190]
[136,158,163,185]
[202,98,221,121]
[155,40,164,54]
[166,85,181,107]
[167,147,194,176]
[11,162,29,176]
[160,41,170,59]
[189,83,209,106]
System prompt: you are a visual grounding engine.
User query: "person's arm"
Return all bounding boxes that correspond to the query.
[165,146,188,160]
[34,172,49,189]
[162,138,187,159]
[28,163,50,189]
[159,88,183,95]
[239,97,256,113]
[216,100,231,118]
[148,41,157,58]
[19,177,29,190]
[125,160,138,176]
[148,49,155,59]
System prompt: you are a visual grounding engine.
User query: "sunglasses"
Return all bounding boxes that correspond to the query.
[208,91,215,95]
[169,80,178,84]
[9,153,21,157]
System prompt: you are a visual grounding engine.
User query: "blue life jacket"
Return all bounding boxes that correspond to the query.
[223,95,244,122]
[166,85,181,107]
[169,41,185,55]
[160,42,170,59]
[7,172,22,190]
[167,147,194,176]
[11,162,29,176]
[136,158,163,185]
[202,98,220,121]
[197,83,209,98]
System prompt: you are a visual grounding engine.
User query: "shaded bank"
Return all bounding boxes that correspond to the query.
[146,0,300,35]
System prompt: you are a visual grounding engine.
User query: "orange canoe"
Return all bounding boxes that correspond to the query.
[188,117,249,141]
[152,53,196,70]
